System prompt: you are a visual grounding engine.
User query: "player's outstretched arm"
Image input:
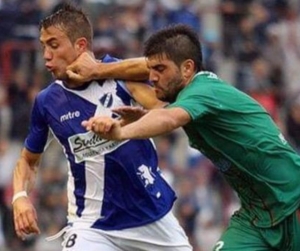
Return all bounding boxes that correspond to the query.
[12,148,41,240]
[66,52,149,82]
[83,107,191,141]
[115,81,166,125]
[116,107,191,140]
[113,106,148,126]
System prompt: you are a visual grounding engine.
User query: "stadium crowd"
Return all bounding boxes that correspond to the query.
[0,0,300,250]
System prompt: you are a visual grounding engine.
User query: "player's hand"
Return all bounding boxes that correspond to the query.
[13,197,40,240]
[66,52,98,82]
[112,106,147,125]
[82,116,123,140]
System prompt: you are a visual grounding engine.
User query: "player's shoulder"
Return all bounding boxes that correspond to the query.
[194,71,222,83]
[35,80,63,102]
[100,54,121,63]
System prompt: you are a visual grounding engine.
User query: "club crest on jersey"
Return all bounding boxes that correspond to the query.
[137,165,156,187]
[99,93,113,108]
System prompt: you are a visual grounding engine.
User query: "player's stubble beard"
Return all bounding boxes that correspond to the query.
[158,74,184,103]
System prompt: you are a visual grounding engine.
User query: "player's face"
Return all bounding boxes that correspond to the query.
[146,54,185,103]
[40,26,80,80]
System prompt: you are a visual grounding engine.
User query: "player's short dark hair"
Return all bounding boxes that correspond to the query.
[39,3,93,49]
[144,24,203,72]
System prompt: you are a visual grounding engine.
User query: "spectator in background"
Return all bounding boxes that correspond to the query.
[267,5,300,97]
[233,15,260,89]
[11,0,42,78]
[93,14,120,56]
[114,3,147,57]
[145,1,172,32]
[169,0,201,34]
[247,57,283,128]
[0,85,11,250]
[175,177,200,251]
[220,0,253,58]
[7,70,33,142]
[286,93,300,153]
[50,0,82,15]
[0,0,19,44]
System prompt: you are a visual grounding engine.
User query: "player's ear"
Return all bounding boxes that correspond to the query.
[181,59,194,78]
[75,37,88,53]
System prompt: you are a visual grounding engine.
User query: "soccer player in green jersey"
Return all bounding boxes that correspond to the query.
[77,24,300,250]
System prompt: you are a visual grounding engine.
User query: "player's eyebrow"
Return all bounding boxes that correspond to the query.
[40,37,58,45]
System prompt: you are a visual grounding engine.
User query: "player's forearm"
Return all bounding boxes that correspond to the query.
[119,109,178,140]
[13,151,39,194]
[95,57,149,80]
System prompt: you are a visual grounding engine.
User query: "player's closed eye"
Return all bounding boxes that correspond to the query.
[153,65,165,73]
[49,43,59,49]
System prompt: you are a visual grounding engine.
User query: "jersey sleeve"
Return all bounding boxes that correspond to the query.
[101,54,120,63]
[168,83,219,120]
[101,54,152,86]
[24,94,49,153]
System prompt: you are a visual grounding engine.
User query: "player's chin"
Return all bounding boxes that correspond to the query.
[156,93,169,102]
[55,72,69,81]
[155,90,164,100]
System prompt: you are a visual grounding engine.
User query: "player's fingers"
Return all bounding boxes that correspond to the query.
[16,229,26,240]
[104,120,114,133]
[26,210,39,230]
[14,218,23,238]
[112,109,126,117]
[29,220,40,234]
[92,119,105,133]
[90,118,109,134]
[112,106,134,114]
[82,117,97,130]
[113,107,143,117]
[99,118,115,133]
[14,216,29,239]
[19,212,38,236]
[81,120,89,129]
[66,70,82,81]
[15,212,27,232]
[20,212,31,230]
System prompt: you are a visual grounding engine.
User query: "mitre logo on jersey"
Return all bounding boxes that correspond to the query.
[60,111,80,122]
[68,131,125,163]
[99,93,113,108]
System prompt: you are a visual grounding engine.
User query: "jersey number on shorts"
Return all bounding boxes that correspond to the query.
[214,241,224,251]
[66,234,77,248]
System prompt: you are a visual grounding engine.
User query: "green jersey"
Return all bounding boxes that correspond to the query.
[168,71,300,228]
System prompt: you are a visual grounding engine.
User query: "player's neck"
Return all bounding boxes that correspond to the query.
[62,79,91,90]
[184,72,197,87]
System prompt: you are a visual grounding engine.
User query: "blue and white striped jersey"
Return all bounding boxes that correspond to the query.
[25,55,176,230]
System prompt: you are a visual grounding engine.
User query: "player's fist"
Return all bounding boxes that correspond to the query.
[66,52,98,82]
[82,116,123,140]
[13,197,40,240]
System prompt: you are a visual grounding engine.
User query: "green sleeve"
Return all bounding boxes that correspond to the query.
[167,83,219,120]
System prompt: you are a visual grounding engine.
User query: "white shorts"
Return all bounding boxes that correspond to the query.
[58,211,192,251]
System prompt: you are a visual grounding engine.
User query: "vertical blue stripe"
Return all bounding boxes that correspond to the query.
[70,161,86,217]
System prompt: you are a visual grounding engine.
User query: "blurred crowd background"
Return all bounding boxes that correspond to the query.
[1,0,300,250]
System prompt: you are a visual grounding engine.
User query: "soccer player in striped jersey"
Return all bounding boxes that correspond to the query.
[12,5,192,251]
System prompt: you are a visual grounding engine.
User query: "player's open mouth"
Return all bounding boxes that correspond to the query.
[154,87,163,93]
[45,65,54,71]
